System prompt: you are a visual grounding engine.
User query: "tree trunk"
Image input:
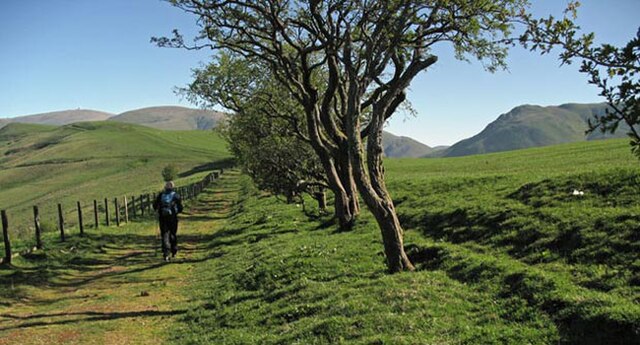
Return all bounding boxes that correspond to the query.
[302,99,357,231]
[337,146,360,217]
[343,85,414,272]
[312,142,355,230]
[362,108,414,272]
[332,187,355,230]
[363,189,414,272]
[314,190,327,211]
[286,190,295,204]
[352,154,414,272]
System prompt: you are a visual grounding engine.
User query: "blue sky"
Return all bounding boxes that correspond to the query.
[1,0,638,146]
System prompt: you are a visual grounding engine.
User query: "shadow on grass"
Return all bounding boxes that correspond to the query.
[0,226,228,302]
[0,170,247,340]
[177,158,235,178]
[0,309,187,331]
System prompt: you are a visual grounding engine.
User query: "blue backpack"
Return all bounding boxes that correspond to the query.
[160,191,176,217]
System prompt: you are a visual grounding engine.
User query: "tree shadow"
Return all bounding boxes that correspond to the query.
[0,309,187,331]
[0,228,217,303]
[177,158,235,178]
[0,170,242,326]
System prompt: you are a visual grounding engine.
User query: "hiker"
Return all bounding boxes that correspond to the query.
[153,181,183,262]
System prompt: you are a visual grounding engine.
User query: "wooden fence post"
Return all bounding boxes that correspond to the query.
[105,198,110,226]
[114,198,120,227]
[93,200,99,229]
[33,206,42,250]
[2,210,11,264]
[124,196,129,223]
[131,196,137,218]
[77,201,84,235]
[147,194,152,215]
[140,194,145,217]
[58,203,65,242]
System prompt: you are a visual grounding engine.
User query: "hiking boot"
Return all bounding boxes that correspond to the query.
[164,256,170,262]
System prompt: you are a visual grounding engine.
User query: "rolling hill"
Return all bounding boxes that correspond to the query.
[2,106,436,158]
[109,106,227,130]
[0,121,230,236]
[438,103,630,157]
[0,109,113,128]
[1,124,638,343]
[381,131,442,158]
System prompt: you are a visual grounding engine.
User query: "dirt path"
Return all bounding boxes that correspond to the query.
[0,173,238,345]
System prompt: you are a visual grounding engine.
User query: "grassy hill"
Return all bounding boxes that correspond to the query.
[165,138,639,344]
[1,139,638,343]
[109,106,226,130]
[0,121,230,237]
[382,131,436,158]
[0,109,114,128]
[3,107,437,158]
[440,103,630,157]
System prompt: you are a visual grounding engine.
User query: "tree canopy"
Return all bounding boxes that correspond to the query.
[157,0,531,272]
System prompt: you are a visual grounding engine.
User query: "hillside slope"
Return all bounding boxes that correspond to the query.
[109,106,226,130]
[172,139,639,344]
[0,109,113,128]
[441,103,629,157]
[0,140,637,343]
[382,131,435,157]
[0,121,230,235]
[2,107,437,158]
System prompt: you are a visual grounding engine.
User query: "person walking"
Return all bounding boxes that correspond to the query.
[153,181,183,262]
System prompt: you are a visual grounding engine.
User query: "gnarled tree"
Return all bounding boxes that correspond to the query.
[156,0,527,272]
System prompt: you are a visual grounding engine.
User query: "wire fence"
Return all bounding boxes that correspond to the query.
[0,169,224,265]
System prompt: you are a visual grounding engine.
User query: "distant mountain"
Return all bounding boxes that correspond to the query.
[109,106,226,130]
[1,106,436,157]
[382,131,435,158]
[439,103,629,157]
[0,109,113,128]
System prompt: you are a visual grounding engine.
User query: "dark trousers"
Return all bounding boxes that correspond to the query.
[159,216,178,257]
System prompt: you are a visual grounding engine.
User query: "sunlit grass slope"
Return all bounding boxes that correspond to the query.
[176,139,638,344]
[0,121,230,238]
[1,136,637,343]
[386,138,640,344]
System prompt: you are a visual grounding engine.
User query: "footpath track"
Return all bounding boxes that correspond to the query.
[0,173,238,345]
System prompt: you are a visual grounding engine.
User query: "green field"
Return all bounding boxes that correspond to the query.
[166,138,639,344]
[0,121,230,242]
[1,135,638,344]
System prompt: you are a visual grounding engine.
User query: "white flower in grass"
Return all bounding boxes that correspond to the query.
[571,189,585,196]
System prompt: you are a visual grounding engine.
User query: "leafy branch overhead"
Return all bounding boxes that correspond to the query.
[519,1,640,158]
